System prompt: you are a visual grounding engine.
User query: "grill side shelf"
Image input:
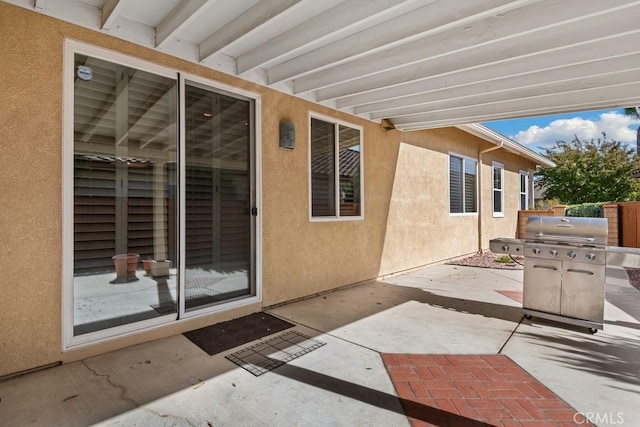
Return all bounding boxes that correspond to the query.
[607,246,640,268]
[489,238,524,255]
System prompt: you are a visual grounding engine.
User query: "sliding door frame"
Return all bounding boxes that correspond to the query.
[178,73,262,319]
[62,40,262,350]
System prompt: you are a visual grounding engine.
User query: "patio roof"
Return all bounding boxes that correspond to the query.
[7,0,640,130]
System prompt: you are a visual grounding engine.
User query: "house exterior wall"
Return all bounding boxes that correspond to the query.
[0,3,538,377]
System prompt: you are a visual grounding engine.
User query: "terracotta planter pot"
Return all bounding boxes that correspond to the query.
[111,253,140,283]
[142,259,153,276]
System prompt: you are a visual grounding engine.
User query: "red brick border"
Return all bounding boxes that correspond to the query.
[382,354,592,427]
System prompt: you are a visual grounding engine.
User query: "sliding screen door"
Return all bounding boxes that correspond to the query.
[182,81,255,312]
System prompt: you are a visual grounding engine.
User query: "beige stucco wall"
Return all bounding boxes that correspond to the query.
[378,128,535,275]
[0,3,538,377]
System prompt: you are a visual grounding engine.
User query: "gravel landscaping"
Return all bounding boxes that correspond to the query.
[625,268,640,291]
[447,252,523,270]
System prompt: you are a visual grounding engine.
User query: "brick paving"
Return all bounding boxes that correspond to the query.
[496,290,523,304]
[382,354,591,427]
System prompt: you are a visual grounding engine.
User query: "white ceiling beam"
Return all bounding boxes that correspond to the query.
[399,96,640,131]
[8,0,102,28]
[371,69,640,120]
[199,0,302,63]
[332,31,640,108]
[267,0,536,84]
[294,0,637,93]
[101,0,129,30]
[6,0,640,131]
[361,54,640,117]
[5,0,155,47]
[391,83,640,127]
[155,0,213,49]
[236,0,419,74]
[103,14,156,48]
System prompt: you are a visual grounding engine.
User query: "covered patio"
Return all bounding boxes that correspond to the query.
[6,0,640,128]
[2,3,640,424]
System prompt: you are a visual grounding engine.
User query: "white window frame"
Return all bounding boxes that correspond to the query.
[492,162,504,217]
[449,153,478,215]
[62,40,262,350]
[308,112,364,222]
[519,170,529,210]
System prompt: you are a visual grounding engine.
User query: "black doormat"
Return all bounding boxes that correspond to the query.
[183,312,295,356]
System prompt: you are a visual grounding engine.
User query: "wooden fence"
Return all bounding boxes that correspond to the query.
[619,201,640,248]
[518,203,635,248]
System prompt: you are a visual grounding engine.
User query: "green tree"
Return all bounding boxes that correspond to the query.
[624,107,639,119]
[535,134,640,204]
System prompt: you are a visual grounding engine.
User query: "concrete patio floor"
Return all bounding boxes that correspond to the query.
[0,263,638,426]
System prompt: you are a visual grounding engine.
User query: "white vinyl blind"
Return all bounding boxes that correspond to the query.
[450,155,476,214]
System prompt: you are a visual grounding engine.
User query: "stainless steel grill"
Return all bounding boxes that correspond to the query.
[490,215,631,333]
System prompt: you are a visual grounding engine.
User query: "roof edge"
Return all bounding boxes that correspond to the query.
[455,123,555,168]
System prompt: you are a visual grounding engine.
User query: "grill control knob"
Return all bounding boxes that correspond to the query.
[502,245,510,252]
[586,253,596,261]
[549,249,558,257]
[532,247,541,255]
[567,251,577,259]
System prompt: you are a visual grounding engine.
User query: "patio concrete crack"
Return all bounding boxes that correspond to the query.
[81,361,138,407]
[498,314,525,354]
[142,408,200,426]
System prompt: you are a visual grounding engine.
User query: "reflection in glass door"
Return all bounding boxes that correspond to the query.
[182,81,255,312]
[72,54,178,336]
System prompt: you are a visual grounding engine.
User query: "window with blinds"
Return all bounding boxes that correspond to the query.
[310,116,362,219]
[449,154,477,214]
[520,171,529,210]
[492,162,504,216]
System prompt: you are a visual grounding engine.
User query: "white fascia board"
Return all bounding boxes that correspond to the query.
[456,123,555,168]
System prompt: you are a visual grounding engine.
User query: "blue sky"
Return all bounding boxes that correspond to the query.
[483,108,639,153]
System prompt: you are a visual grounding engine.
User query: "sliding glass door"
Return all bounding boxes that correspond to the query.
[182,80,256,313]
[67,43,258,345]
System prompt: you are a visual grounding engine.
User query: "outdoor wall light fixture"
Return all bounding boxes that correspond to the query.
[279,120,295,149]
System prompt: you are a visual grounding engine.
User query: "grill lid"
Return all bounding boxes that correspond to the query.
[525,216,608,246]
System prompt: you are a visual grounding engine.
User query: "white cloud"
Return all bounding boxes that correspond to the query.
[511,111,640,151]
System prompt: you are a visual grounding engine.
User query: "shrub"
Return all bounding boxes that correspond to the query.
[564,203,604,218]
[534,197,560,210]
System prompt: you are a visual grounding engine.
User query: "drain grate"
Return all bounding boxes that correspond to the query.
[225,330,326,376]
